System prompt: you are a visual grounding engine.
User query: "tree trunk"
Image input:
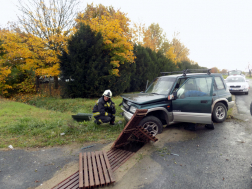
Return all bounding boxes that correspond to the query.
[49,78,52,96]
[35,76,40,92]
[54,76,59,89]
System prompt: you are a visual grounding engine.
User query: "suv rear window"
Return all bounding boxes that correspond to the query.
[214,77,225,90]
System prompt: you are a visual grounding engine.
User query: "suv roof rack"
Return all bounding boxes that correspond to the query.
[161,69,211,76]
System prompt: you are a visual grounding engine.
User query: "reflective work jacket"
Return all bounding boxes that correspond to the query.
[92,97,115,117]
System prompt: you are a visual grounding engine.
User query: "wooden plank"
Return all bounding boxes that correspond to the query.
[103,151,115,183]
[95,151,105,186]
[99,151,110,184]
[87,152,94,187]
[83,152,89,188]
[91,152,100,186]
[79,153,83,188]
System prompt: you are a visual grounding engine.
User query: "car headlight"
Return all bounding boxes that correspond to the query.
[129,106,137,113]
[242,85,248,89]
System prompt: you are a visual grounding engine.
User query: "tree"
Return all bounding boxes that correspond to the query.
[76,3,135,76]
[0,38,12,96]
[59,23,133,98]
[143,23,169,53]
[0,29,42,96]
[169,36,190,64]
[132,23,169,53]
[128,44,176,92]
[210,67,220,73]
[220,69,228,73]
[17,0,80,88]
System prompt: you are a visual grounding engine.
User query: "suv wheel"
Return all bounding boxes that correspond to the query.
[212,102,227,123]
[139,116,163,136]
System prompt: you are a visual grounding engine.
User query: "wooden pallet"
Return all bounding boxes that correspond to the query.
[52,149,135,189]
[79,150,115,188]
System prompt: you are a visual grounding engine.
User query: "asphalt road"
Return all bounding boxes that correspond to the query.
[234,78,252,116]
[0,143,107,189]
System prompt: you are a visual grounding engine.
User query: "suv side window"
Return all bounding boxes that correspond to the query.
[172,78,187,92]
[214,77,225,90]
[177,78,209,98]
[195,77,212,96]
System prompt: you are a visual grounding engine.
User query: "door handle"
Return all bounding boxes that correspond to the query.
[201,100,208,103]
[213,93,216,96]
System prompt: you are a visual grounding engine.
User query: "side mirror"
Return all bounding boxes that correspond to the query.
[168,92,177,100]
[246,80,249,82]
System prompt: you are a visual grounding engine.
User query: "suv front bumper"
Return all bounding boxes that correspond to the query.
[228,101,235,109]
[121,107,133,122]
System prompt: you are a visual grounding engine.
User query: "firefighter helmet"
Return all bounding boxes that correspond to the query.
[103,90,112,98]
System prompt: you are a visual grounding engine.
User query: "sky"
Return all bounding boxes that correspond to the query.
[1,0,252,72]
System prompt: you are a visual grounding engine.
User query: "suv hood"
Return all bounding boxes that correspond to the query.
[121,93,167,104]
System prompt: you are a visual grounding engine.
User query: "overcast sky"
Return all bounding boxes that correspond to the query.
[1,0,252,72]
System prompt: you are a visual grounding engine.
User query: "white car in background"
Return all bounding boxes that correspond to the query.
[228,70,246,78]
[225,75,249,95]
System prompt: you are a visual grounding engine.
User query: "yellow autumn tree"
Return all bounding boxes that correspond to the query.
[76,3,135,76]
[0,29,43,95]
[17,0,79,88]
[168,34,190,63]
[165,46,177,64]
[132,22,170,54]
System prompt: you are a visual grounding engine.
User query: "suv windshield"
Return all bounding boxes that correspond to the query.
[228,70,242,75]
[145,77,176,95]
[226,77,245,82]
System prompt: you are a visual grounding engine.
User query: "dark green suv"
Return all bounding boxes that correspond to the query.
[121,69,234,136]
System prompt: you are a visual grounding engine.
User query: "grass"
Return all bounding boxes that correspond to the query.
[0,96,125,148]
[0,87,239,148]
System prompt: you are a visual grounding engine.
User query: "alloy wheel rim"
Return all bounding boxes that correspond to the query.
[142,121,158,136]
[216,106,225,119]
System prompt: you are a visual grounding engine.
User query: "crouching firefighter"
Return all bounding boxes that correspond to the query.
[93,90,116,125]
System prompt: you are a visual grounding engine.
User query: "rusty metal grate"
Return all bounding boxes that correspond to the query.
[111,109,148,149]
[107,149,135,171]
[52,171,79,189]
[132,126,158,143]
[52,149,134,189]
[79,150,115,188]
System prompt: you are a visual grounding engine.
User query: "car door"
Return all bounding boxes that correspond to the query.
[172,77,213,124]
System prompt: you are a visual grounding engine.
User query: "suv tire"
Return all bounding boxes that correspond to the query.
[139,116,163,136]
[212,102,227,123]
